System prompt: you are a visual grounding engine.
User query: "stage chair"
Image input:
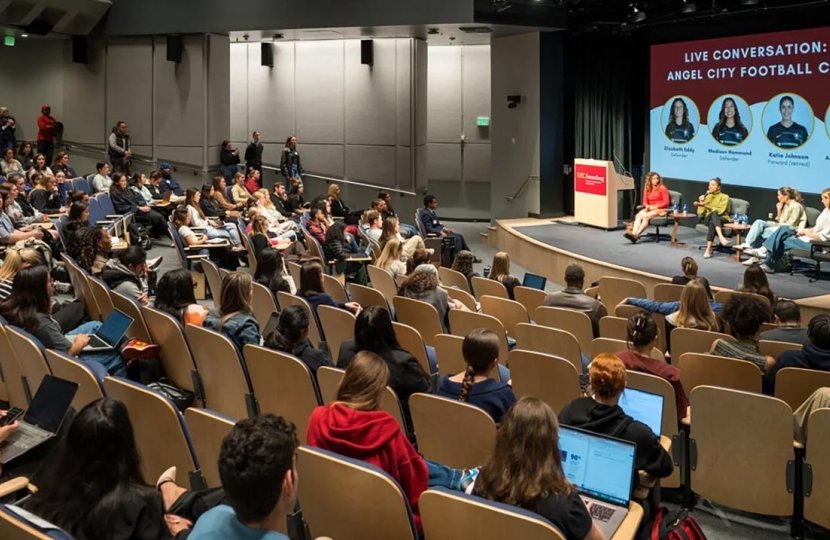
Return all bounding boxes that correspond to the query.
[315,366,406,433]
[0,504,71,539]
[103,376,205,490]
[409,393,497,469]
[5,327,51,401]
[184,408,236,488]
[348,283,390,311]
[696,197,749,248]
[653,283,685,302]
[0,322,29,408]
[592,337,664,361]
[367,265,399,306]
[449,310,509,365]
[471,276,508,301]
[276,292,323,348]
[185,324,256,420]
[243,345,321,444]
[318,305,356,362]
[44,350,105,411]
[87,276,114,320]
[140,306,199,396]
[641,190,681,243]
[110,290,152,343]
[392,322,432,376]
[759,339,802,360]
[678,352,762,394]
[480,295,529,338]
[534,306,594,357]
[515,323,583,374]
[434,334,466,376]
[670,327,734,365]
[509,350,579,415]
[322,273,349,303]
[599,276,647,311]
[297,446,418,540]
[688,386,793,519]
[513,286,547,316]
[201,259,224,308]
[419,488,568,540]
[804,408,830,529]
[439,267,472,294]
[393,296,443,347]
[774,367,830,410]
[445,286,477,312]
[250,282,278,331]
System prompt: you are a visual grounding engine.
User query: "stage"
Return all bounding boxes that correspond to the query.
[486,218,830,318]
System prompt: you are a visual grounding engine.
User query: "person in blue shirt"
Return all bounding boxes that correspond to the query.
[190,414,299,540]
[438,328,516,423]
[419,194,476,262]
[158,162,185,196]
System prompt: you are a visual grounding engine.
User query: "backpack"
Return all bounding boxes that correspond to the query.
[646,507,706,540]
[128,221,153,251]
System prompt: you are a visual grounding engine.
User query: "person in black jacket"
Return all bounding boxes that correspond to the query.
[28,174,62,214]
[253,248,291,297]
[559,353,673,486]
[323,221,368,285]
[337,305,430,433]
[264,305,331,377]
[244,130,263,178]
[270,183,294,218]
[198,184,230,220]
[63,202,89,259]
[220,139,240,181]
[109,173,166,238]
[280,135,302,188]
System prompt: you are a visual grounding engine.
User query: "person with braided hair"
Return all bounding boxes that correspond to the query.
[437,329,516,423]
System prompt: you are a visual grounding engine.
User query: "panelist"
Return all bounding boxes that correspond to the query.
[695,177,731,259]
[624,171,670,244]
[766,96,809,149]
[711,97,749,146]
[758,188,830,273]
[664,97,695,143]
[737,186,807,265]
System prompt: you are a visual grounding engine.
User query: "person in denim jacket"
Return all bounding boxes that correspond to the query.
[203,272,262,352]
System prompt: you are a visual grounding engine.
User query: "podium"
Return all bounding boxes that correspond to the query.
[573,158,635,230]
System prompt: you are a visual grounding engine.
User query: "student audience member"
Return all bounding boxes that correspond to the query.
[615,312,689,420]
[377,190,418,238]
[190,414,299,540]
[398,263,466,333]
[264,305,331,375]
[154,268,209,326]
[0,147,23,176]
[76,226,112,275]
[738,264,777,308]
[305,204,328,244]
[437,329,516,423]
[204,272,262,351]
[559,354,673,482]
[420,194,474,260]
[3,180,50,227]
[245,130,264,178]
[297,259,361,318]
[474,397,604,540]
[364,209,383,242]
[279,135,302,187]
[405,248,432,275]
[328,183,361,224]
[672,256,703,286]
[376,237,407,277]
[51,150,77,178]
[36,105,58,163]
[62,202,88,258]
[711,293,774,373]
[129,173,153,205]
[252,189,300,241]
[17,141,34,170]
[0,247,40,300]
[111,172,167,238]
[761,300,809,346]
[28,174,62,214]
[92,161,113,193]
[200,183,239,220]
[323,221,368,285]
[0,191,45,245]
[270,183,294,218]
[543,263,607,337]
[621,278,721,331]
[185,188,244,249]
[159,162,185,196]
[212,176,244,213]
[768,314,830,387]
[145,171,166,202]
[27,153,53,184]
[231,171,251,207]
[254,248,291,295]
[451,250,479,290]
[219,140,241,182]
[245,168,261,194]
[379,215,428,257]
[487,251,521,300]
[101,246,148,305]
[173,206,237,271]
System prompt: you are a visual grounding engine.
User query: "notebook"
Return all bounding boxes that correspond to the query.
[619,387,664,437]
[559,426,636,538]
[0,375,79,463]
[82,308,133,352]
[522,272,547,290]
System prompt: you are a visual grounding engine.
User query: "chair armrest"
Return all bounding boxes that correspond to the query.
[794,440,805,449]
[344,256,372,262]
[0,476,31,498]
[810,240,830,254]
[681,406,691,426]
[186,254,210,260]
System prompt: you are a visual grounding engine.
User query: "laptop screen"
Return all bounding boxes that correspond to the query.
[97,309,134,346]
[559,426,636,506]
[24,375,79,433]
[619,388,664,437]
[522,272,547,290]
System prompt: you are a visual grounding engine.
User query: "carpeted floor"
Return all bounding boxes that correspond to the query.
[514,222,828,300]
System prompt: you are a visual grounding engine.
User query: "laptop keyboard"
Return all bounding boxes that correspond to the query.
[7,424,50,448]
[87,334,109,348]
[589,503,615,522]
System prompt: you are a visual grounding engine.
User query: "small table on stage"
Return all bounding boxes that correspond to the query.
[725,223,750,262]
[670,212,697,247]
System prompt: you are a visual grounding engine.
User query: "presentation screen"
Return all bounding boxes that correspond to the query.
[650,26,830,192]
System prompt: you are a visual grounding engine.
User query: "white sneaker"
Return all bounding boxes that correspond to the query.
[756,246,768,257]
[742,256,760,266]
[734,242,749,250]
[743,247,762,257]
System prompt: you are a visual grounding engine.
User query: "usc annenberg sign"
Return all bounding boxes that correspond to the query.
[574,164,607,196]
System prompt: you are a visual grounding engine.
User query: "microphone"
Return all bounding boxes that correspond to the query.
[612,151,629,177]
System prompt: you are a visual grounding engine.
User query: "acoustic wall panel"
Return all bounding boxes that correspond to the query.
[247,42,296,144]
[295,40,345,145]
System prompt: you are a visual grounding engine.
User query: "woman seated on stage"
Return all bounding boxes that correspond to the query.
[736,186,807,263]
[757,188,830,274]
[618,278,721,332]
[695,177,732,258]
[625,171,670,243]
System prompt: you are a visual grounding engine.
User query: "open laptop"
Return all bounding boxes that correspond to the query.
[0,375,78,464]
[619,387,664,437]
[522,272,547,290]
[153,190,172,204]
[559,426,636,538]
[82,308,133,352]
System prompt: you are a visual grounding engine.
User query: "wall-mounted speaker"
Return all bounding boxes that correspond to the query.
[24,18,54,36]
[261,42,274,67]
[72,37,88,65]
[361,39,373,65]
[167,35,182,63]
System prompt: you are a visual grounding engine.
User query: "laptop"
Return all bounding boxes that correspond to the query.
[522,272,547,290]
[0,375,78,464]
[559,426,636,538]
[619,387,664,437]
[153,190,172,204]
[82,308,133,352]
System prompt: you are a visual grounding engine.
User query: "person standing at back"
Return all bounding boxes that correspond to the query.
[244,130,263,178]
[280,135,303,188]
[107,120,132,174]
[36,104,59,164]
[542,263,606,337]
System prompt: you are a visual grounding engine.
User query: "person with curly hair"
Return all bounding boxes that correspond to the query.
[75,225,112,275]
[450,250,479,291]
[398,264,467,332]
[710,293,774,373]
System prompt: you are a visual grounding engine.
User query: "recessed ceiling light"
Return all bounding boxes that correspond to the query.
[21,34,28,38]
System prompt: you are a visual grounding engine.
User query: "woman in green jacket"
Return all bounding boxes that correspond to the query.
[695,177,731,259]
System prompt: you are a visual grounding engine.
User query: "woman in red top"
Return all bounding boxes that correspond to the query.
[625,171,670,243]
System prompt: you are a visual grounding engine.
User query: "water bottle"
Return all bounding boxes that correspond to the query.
[682,203,688,214]
[483,265,491,276]
[673,203,678,213]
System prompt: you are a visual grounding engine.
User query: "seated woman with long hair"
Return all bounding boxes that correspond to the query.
[154,268,209,326]
[203,272,261,352]
[63,201,89,259]
[375,237,407,277]
[405,248,432,275]
[110,172,167,238]
[199,183,238,220]
[693,177,731,258]
[184,188,244,250]
[323,221,368,285]
[437,329,515,423]
[28,174,62,214]
[253,247,292,296]
[0,247,40,301]
[75,225,112,276]
[398,264,466,332]
[264,304,331,375]
[451,250,479,290]
[251,189,299,242]
[172,206,236,270]
[379,216,426,258]
[618,278,721,331]
[474,397,605,540]
[297,259,361,318]
[738,263,777,308]
[487,252,521,300]
[625,171,670,243]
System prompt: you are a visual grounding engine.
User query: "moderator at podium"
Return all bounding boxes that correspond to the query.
[624,171,670,243]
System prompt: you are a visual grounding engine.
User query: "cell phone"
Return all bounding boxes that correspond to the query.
[0,407,24,426]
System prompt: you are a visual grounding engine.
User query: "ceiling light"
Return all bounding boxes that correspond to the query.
[20,33,28,38]
[630,4,646,23]
[682,0,697,13]
[741,0,759,5]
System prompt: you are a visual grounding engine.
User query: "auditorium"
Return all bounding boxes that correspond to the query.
[1,0,830,538]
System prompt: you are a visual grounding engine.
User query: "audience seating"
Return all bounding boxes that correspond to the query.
[317,305,355,362]
[591,337,664,361]
[201,258,224,308]
[391,322,433,376]
[285,260,302,291]
[5,326,51,402]
[534,306,594,356]
[62,254,101,321]
[444,286,477,311]
[367,265,399,307]
[0,322,28,407]
[509,349,579,414]
[448,310,509,365]
[322,273,349,303]
[804,408,830,529]
[297,445,418,540]
[244,345,321,443]
[433,333,466,376]
[713,290,772,312]
[679,352,762,394]
[409,393,497,469]
[653,282,685,302]
[87,276,114,320]
[599,315,630,341]
[670,327,734,365]
[103,376,206,490]
[515,323,583,374]
[110,289,153,343]
[44,350,106,411]
[758,339,803,360]
[140,306,199,396]
[470,276,508,301]
[774,367,830,410]
[513,286,547,318]
[184,408,236,489]
[614,303,646,319]
[393,296,443,348]
[250,282,278,331]
[316,366,407,433]
[276,292,323,348]
[0,504,71,539]
[480,295,529,338]
[185,324,256,419]
[599,276,647,312]
[348,282,390,311]
[439,267,472,294]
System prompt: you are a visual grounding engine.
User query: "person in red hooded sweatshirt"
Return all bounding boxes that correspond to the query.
[37,104,59,165]
[306,351,475,534]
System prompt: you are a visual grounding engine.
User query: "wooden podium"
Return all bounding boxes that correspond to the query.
[573,158,635,229]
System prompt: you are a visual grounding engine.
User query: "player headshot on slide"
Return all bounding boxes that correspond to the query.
[766,95,810,149]
[711,97,749,146]
[664,97,695,143]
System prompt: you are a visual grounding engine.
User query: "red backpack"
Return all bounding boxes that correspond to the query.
[648,507,707,540]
